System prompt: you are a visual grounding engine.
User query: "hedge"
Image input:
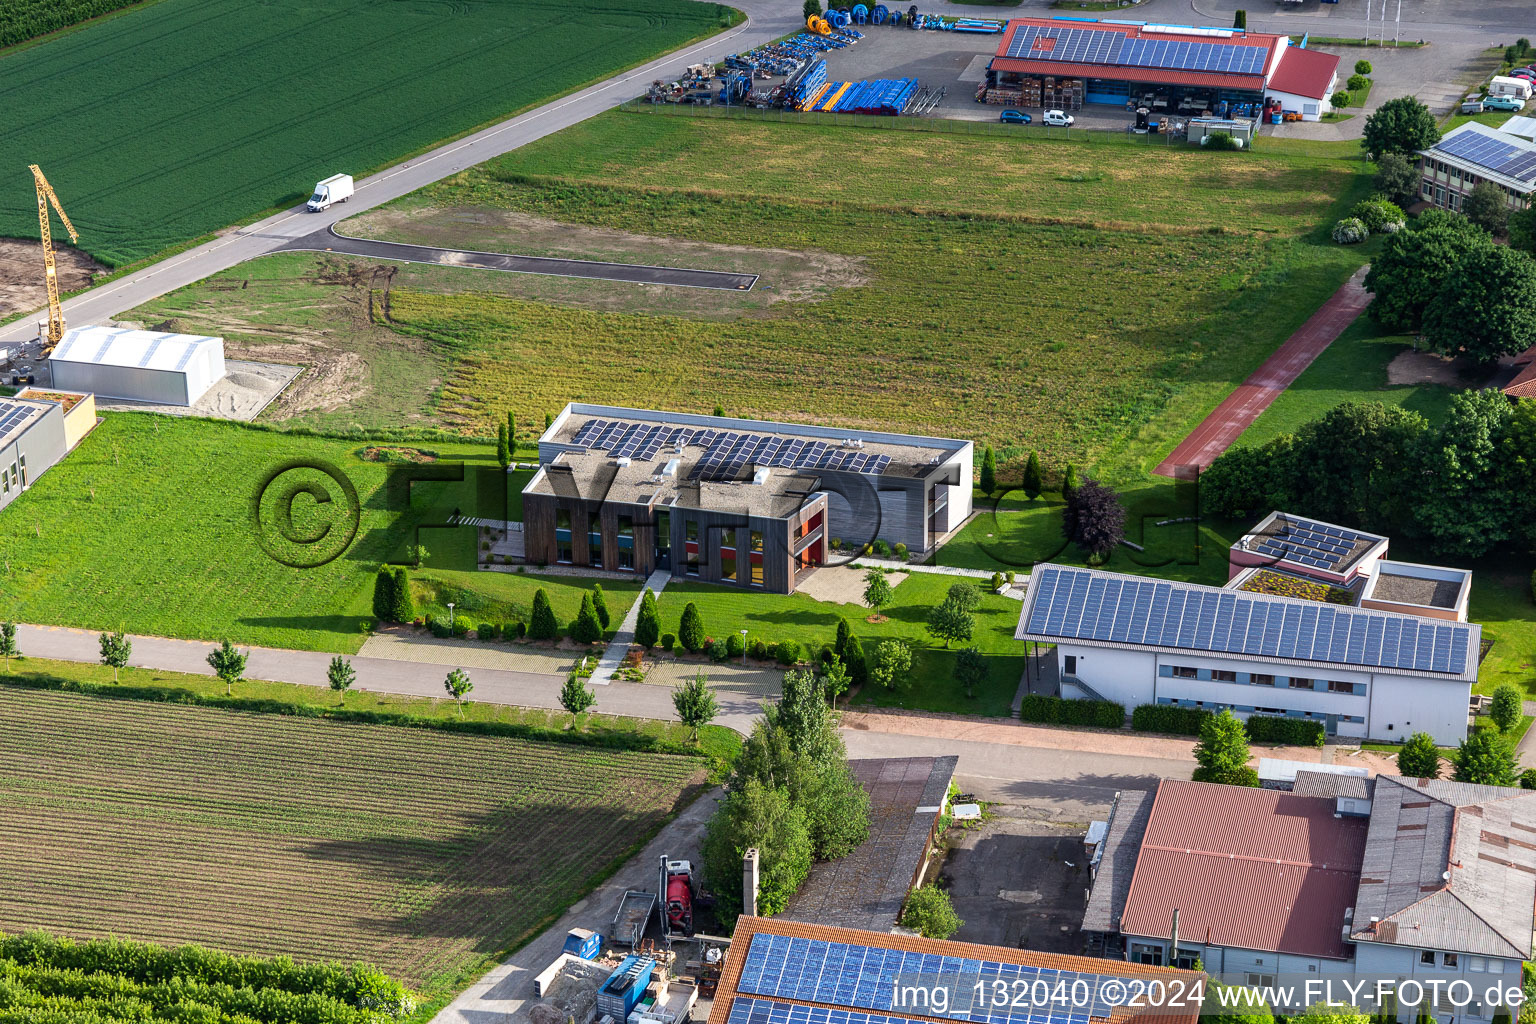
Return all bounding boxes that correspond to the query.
[1130,704,1211,736]
[1017,694,1124,728]
[1244,714,1325,747]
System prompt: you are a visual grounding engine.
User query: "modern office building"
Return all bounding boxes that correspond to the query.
[1417,122,1536,214]
[0,394,71,512]
[522,404,973,593]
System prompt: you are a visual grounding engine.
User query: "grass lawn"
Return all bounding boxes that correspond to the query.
[653,571,1025,716]
[0,679,708,999]
[1468,570,1536,696]
[0,414,524,652]
[412,567,643,639]
[0,0,738,266]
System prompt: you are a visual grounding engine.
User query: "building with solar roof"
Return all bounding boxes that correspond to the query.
[49,325,226,407]
[1015,560,1481,744]
[0,394,70,513]
[712,916,1201,1024]
[522,404,972,593]
[1418,122,1536,215]
[986,17,1339,120]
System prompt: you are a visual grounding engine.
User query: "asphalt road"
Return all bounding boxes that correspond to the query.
[0,2,796,346]
[295,228,759,291]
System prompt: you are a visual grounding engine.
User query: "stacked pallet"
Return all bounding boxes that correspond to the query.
[983,88,1023,105]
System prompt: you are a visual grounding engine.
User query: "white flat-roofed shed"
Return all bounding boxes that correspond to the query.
[50,326,225,406]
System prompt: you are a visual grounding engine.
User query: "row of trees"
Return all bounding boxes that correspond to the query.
[978,446,1128,562]
[702,667,870,925]
[1201,395,1536,559]
[1364,209,1536,363]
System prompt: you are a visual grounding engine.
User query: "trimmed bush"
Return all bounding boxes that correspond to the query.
[726,632,746,658]
[775,640,802,666]
[1017,694,1124,728]
[679,602,706,653]
[1131,703,1212,736]
[428,616,451,639]
[1352,197,1405,233]
[1203,132,1240,151]
[477,622,500,642]
[1332,217,1369,244]
[818,644,836,667]
[709,640,730,663]
[1348,73,1369,92]
[1245,714,1325,747]
[893,542,908,559]
[750,639,768,660]
[1355,59,1373,75]
[508,620,526,640]
[450,616,471,638]
[870,539,890,557]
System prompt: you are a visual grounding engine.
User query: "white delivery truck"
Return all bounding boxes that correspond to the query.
[306,173,354,211]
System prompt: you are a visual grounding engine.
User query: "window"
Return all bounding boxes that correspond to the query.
[655,510,670,561]
[1256,706,1284,715]
[1172,666,1198,679]
[1443,953,1458,969]
[617,515,634,571]
[720,528,737,583]
[1252,674,1275,687]
[17,455,24,487]
[1288,677,1314,690]
[1469,957,1487,973]
[1422,180,1434,198]
[1422,951,1436,966]
[1064,655,1077,675]
[750,529,763,587]
[1328,680,1359,695]
[1213,670,1237,683]
[1244,974,1276,989]
[555,509,573,564]
[588,524,602,569]
[685,520,700,576]
[1487,960,1505,974]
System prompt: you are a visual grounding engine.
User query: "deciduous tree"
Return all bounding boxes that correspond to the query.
[0,621,17,673]
[1061,477,1126,562]
[1371,152,1420,207]
[328,655,356,704]
[1397,731,1442,778]
[1510,204,1536,255]
[822,658,851,706]
[1453,727,1518,786]
[1192,710,1257,786]
[926,599,974,649]
[560,669,595,726]
[862,568,893,618]
[99,631,131,683]
[1423,245,1536,364]
[1462,180,1511,235]
[1361,96,1439,158]
[673,671,718,742]
[945,582,981,612]
[702,776,812,925]
[954,646,987,699]
[1491,683,1524,733]
[869,639,912,689]
[1412,389,1514,558]
[1365,213,1492,335]
[444,667,474,717]
[206,639,247,696]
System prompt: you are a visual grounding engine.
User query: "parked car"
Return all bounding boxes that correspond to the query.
[1483,95,1525,111]
[999,109,1032,124]
[1042,109,1075,127]
[1459,99,1485,114]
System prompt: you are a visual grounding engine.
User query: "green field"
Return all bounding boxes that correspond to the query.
[654,572,1028,716]
[0,0,737,266]
[0,0,145,50]
[0,413,608,652]
[0,684,706,995]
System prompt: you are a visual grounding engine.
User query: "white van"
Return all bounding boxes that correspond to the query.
[306,173,354,212]
[1490,75,1533,101]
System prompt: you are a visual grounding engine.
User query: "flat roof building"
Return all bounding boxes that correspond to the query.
[0,396,69,513]
[50,325,226,407]
[985,17,1338,120]
[1418,122,1536,216]
[523,404,972,594]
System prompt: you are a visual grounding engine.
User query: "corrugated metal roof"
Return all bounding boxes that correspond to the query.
[1351,776,1536,959]
[1292,771,1374,801]
[1119,780,1367,959]
[987,56,1262,91]
[51,325,222,373]
[1083,789,1152,934]
[1265,45,1339,100]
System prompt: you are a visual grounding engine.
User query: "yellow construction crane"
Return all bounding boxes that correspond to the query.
[28,164,79,356]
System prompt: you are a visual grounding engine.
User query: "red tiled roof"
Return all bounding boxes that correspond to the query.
[1120,780,1368,960]
[1266,45,1340,100]
[988,57,1262,91]
[711,917,1203,1024]
[991,17,1278,91]
[1505,360,1536,399]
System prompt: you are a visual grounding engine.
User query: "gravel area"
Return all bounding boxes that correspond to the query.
[358,628,584,674]
[91,359,300,421]
[796,565,909,605]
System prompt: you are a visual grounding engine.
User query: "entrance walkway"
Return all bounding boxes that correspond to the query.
[1154,266,1371,477]
[590,569,671,685]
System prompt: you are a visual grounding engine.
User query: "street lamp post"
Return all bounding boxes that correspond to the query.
[741,629,748,666]
[447,602,456,631]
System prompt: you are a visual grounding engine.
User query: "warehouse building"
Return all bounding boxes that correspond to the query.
[985,17,1339,121]
[523,404,972,593]
[50,325,226,406]
[1085,775,1534,1018]
[1015,560,1481,744]
[1418,122,1536,214]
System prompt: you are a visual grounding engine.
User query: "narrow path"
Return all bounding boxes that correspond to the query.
[1154,266,1371,478]
[590,570,671,685]
[10,622,766,733]
[290,227,759,291]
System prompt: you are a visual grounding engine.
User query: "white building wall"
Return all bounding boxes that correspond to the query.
[1354,941,1519,1021]
[1267,85,1333,121]
[185,341,226,404]
[50,360,190,405]
[1366,675,1469,747]
[1057,645,1156,708]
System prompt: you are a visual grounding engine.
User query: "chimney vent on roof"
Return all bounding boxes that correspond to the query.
[615,457,631,467]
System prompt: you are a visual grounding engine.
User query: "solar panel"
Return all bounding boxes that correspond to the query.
[1023,566,1475,677]
[1434,127,1536,184]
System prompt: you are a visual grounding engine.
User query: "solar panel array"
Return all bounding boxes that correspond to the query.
[0,401,38,441]
[568,418,892,482]
[1001,24,1266,75]
[1023,566,1474,676]
[1434,128,1536,184]
[1250,516,1373,571]
[736,933,1113,1024]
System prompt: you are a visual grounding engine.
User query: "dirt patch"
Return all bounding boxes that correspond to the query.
[796,565,909,606]
[1387,348,1467,387]
[359,445,439,463]
[343,205,870,309]
[0,239,106,318]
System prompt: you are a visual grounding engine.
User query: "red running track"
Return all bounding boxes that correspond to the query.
[1154,266,1371,479]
